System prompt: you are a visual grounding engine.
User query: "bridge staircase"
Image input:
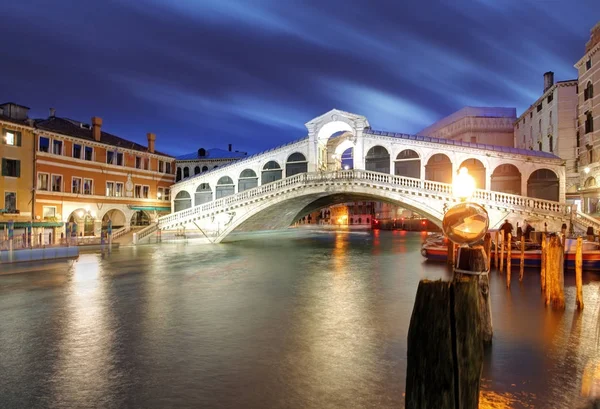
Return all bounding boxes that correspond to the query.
[157,170,595,240]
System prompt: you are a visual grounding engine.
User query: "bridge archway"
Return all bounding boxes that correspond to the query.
[183,167,190,179]
[102,209,126,229]
[394,149,420,178]
[174,191,192,212]
[365,146,390,173]
[285,153,308,177]
[238,169,259,192]
[194,166,201,175]
[202,166,208,172]
[131,210,151,227]
[527,169,559,201]
[325,131,355,170]
[176,168,182,182]
[491,164,521,195]
[195,183,212,205]
[67,208,95,237]
[261,161,283,184]
[425,153,452,184]
[216,176,235,199]
[459,158,486,189]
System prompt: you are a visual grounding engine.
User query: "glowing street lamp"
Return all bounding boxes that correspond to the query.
[585,167,591,174]
[453,167,476,202]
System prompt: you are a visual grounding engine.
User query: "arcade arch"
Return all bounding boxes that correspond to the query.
[490,164,521,195]
[425,153,452,184]
[285,153,308,176]
[174,191,192,212]
[195,183,212,205]
[459,158,486,189]
[262,161,283,184]
[365,146,390,174]
[216,176,235,199]
[238,169,259,192]
[527,169,559,201]
[394,149,420,178]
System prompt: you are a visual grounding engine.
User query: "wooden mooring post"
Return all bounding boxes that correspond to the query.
[545,235,565,309]
[506,233,512,288]
[576,237,584,310]
[499,231,505,273]
[484,233,492,272]
[494,230,499,269]
[541,233,547,292]
[519,237,525,282]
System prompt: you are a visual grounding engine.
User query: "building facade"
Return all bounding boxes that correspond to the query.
[418,106,517,147]
[577,22,600,214]
[32,111,176,239]
[176,145,247,182]
[514,72,578,198]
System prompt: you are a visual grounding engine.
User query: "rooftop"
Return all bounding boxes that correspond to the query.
[419,106,517,135]
[177,148,248,161]
[35,116,173,157]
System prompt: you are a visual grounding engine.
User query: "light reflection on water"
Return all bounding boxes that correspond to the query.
[0,231,599,409]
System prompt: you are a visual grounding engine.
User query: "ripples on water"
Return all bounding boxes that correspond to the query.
[1,230,599,408]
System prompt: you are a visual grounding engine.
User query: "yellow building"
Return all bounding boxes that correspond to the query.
[1,103,35,238]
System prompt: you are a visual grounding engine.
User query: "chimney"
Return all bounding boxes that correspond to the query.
[147,132,156,153]
[91,117,102,142]
[228,143,232,152]
[543,71,554,93]
[49,108,56,117]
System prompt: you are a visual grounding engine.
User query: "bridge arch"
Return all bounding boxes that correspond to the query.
[239,169,259,192]
[425,153,452,184]
[101,208,127,229]
[174,191,192,212]
[183,167,190,179]
[365,145,391,174]
[195,183,212,206]
[527,168,559,201]
[584,176,597,188]
[194,166,201,175]
[285,153,308,177]
[394,149,421,178]
[202,165,208,172]
[490,163,522,195]
[261,160,283,184]
[459,158,486,189]
[216,176,235,199]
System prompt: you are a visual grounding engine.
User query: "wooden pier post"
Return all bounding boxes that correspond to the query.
[484,233,492,272]
[519,237,525,282]
[447,240,455,267]
[541,233,547,292]
[576,237,584,310]
[499,231,505,273]
[494,230,499,269]
[545,235,565,309]
[506,233,512,288]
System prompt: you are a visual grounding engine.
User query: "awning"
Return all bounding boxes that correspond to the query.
[0,221,64,228]
[130,206,171,212]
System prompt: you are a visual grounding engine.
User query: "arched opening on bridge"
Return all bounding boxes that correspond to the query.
[317,122,354,170]
[67,209,95,237]
[394,149,420,178]
[584,176,597,188]
[238,169,258,192]
[340,147,353,170]
[527,169,559,201]
[324,132,354,170]
[202,166,208,172]
[176,168,182,182]
[102,209,126,229]
[195,183,212,205]
[194,166,201,175]
[459,158,486,189]
[262,161,283,184]
[365,146,390,173]
[183,167,190,179]
[285,153,308,177]
[131,210,150,227]
[490,164,521,195]
[216,176,235,199]
[425,153,452,184]
[174,191,192,212]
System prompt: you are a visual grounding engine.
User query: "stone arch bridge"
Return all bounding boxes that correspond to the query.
[157,110,597,242]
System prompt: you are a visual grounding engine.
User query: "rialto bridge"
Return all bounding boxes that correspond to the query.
[152,109,597,243]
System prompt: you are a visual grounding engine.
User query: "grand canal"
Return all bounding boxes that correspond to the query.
[1,230,599,408]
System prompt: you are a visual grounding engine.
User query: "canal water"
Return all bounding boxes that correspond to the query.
[1,230,599,409]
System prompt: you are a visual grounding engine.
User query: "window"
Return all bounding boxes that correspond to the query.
[164,188,170,201]
[194,166,200,175]
[72,177,82,194]
[537,103,542,112]
[73,143,82,159]
[83,178,93,195]
[584,82,594,101]
[51,175,62,192]
[4,192,16,212]
[52,139,63,155]
[157,187,164,200]
[470,136,476,144]
[202,166,208,172]
[116,152,124,166]
[107,151,115,164]
[143,158,149,170]
[106,182,115,196]
[3,129,21,146]
[586,59,592,70]
[585,112,594,134]
[2,159,20,177]
[530,112,533,118]
[136,157,142,169]
[547,94,553,103]
[115,182,124,197]
[37,173,49,190]
[42,206,56,219]
[84,146,93,161]
[183,167,189,178]
[539,118,542,132]
[142,186,149,198]
[159,160,164,173]
[165,162,171,174]
[134,185,142,198]
[39,136,50,152]
[549,135,554,153]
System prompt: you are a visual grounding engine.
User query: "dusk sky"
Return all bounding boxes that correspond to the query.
[2,0,599,156]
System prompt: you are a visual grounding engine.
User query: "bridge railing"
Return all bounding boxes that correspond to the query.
[573,210,600,232]
[158,169,571,229]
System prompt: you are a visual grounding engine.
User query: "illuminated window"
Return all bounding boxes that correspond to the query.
[3,129,20,146]
[84,179,93,195]
[72,177,82,194]
[106,182,115,196]
[52,139,63,155]
[37,173,49,190]
[115,182,124,197]
[51,175,62,192]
